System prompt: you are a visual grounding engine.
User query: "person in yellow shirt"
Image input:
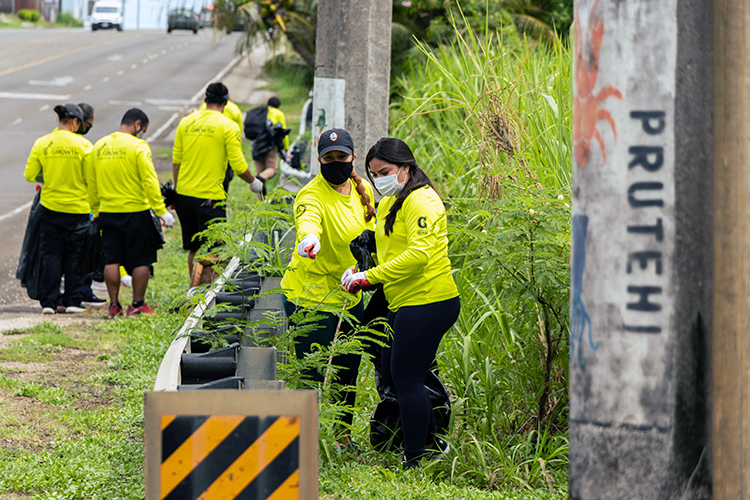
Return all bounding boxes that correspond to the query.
[342,137,460,469]
[23,104,92,315]
[88,108,174,318]
[281,128,375,446]
[252,96,289,196]
[172,82,264,279]
[198,98,242,194]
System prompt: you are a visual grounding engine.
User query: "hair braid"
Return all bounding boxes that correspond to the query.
[351,172,376,222]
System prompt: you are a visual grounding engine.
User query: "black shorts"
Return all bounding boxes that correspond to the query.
[174,194,227,251]
[99,210,158,268]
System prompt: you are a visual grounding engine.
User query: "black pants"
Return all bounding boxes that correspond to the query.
[38,207,88,309]
[283,296,364,427]
[381,296,461,461]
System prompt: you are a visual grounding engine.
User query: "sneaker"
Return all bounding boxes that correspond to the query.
[82,295,107,308]
[127,303,155,317]
[426,437,450,456]
[65,305,86,314]
[42,307,56,315]
[109,303,123,319]
[91,280,107,291]
[401,456,420,470]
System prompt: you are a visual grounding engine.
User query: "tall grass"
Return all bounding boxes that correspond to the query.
[389,13,571,492]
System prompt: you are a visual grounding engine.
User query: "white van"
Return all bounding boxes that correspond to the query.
[91,0,123,31]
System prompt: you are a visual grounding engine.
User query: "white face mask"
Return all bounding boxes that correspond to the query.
[373,167,405,197]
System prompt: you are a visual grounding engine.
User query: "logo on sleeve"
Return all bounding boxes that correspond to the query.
[417,216,427,228]
[296,204,307,217]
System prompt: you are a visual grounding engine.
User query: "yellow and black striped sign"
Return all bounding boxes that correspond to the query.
[160,414,300,500]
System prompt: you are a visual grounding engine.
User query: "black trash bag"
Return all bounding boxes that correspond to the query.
[75,220,104,276]
[243,105,268,140]
[161,180,178,207]
[150,209,165,250]
[251,121,291,161]
[370,370,452,452]
[349,229,377,271]
[16,190,42,300]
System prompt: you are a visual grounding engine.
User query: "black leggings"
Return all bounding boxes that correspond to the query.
[381,296,461,462]
[283,296,364,426]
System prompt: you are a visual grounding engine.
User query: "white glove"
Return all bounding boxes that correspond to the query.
[340,268,355,287]
[297,234,321,259]
[250,177,264,193]
[121,275,132,287]
[342,271,370,293]
[160,212,175,228]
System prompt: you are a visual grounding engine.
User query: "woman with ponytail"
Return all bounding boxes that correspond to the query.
[341,137,460,468]
[281,128,375,447]
[24,104,93,315]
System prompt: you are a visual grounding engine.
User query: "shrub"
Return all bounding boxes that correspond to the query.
[56,11,82,27]
[17,9,40,22]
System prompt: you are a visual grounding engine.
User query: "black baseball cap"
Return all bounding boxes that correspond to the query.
[318,128,354,157]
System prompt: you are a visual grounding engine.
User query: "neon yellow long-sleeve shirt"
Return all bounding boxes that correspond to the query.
[198,100,243,134]
[267,106,289,151]
[24,129,92,214]
[173,110,249,200]
[366,186,458,312]
[281,174,375,311]
[87,132,167,217]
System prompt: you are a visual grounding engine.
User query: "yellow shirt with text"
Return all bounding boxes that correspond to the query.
[281,174,375,311]
[24,129,92,214]
[87,132,167,217]
[173,110,249,200]
[366,186,458,312]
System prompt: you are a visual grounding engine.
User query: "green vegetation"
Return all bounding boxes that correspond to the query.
[55,11,83,27]
[0,13,22,28]
[17,9,40,22]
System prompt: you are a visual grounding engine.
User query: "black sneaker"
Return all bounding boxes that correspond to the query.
[82,295,107,308]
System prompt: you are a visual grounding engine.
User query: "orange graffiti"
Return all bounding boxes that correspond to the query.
[573,0,623,168]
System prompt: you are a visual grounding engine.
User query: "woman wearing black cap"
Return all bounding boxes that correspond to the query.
[341,137,460,468]
[23,104,93,314]
[281,128,376,447]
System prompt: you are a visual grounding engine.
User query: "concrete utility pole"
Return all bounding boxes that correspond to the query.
[310,0,392,176]
[569,1,712,498]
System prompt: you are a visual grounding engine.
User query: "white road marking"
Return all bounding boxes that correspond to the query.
[12,118,22,125]
[145,112,179,143]
[39,104,49,111]
[145,98,191,106]
[107,54,123,61]
[84,85,92,90]
[102,76,110,82]
[161,49,167,55]
[0,200,33,224]
[158,105,184,111]
[117,70,124,76]
[0,92,71,100]
[190,55,241,103]
[130,64,137,69]
[142,58,149,64]
[109,99,143,106]
[28,76,74,87]
[169,46,174,51]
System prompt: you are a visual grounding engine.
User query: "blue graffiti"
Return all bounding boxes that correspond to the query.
[571,214,598,369]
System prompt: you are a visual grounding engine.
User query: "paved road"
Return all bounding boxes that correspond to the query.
[0,28,243,313]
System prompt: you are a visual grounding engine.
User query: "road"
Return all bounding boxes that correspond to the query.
[0,27,243,312]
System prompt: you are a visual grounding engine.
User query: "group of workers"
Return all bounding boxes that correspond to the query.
[23,81,265,318]
[281,129,460,469]
[24,80,460,469]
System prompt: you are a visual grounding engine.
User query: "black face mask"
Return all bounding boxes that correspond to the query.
[78,122,91,135]
[321,160,353,186]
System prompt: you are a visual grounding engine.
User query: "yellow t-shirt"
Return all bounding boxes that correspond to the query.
[366,186,458,312]
[87,132,167,217]
[281,174,375,311]
[173,109,249,200]
[198,100,243,134]
[267,106,289,151]
[24,129,92,214]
